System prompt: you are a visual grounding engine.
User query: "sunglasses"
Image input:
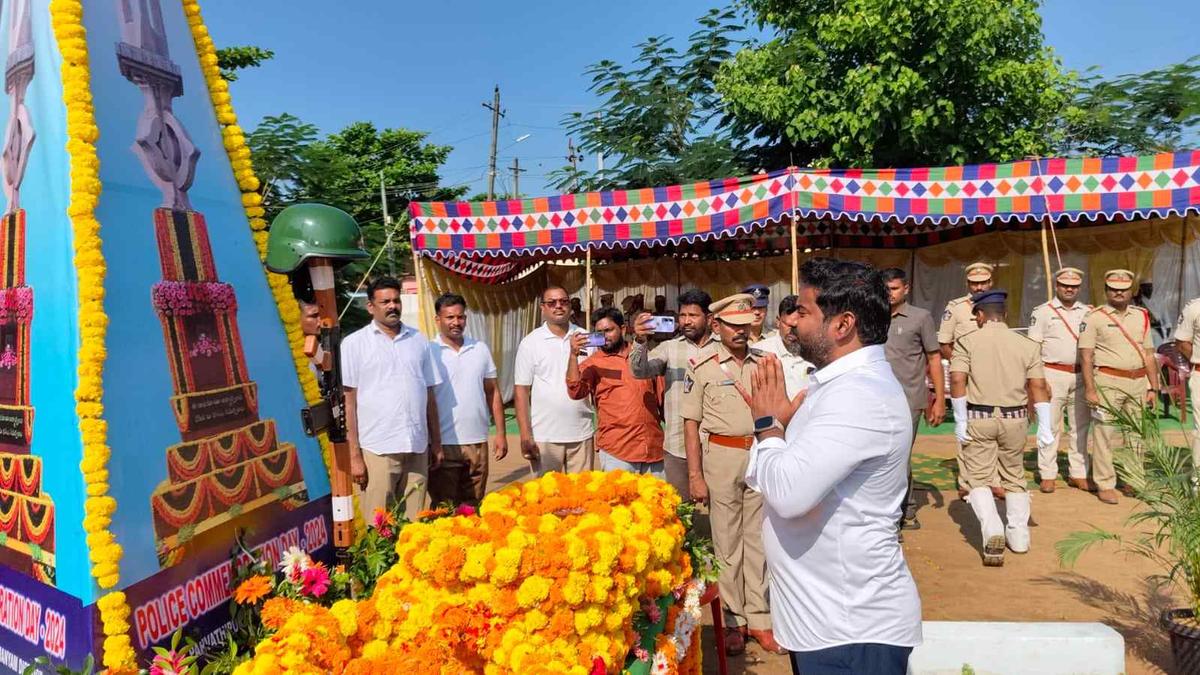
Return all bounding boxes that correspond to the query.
[541,299,571,307]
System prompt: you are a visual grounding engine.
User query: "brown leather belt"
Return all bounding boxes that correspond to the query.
[709,434,753,450]
[1043,362,1079,374]
[1097,366,1147,379]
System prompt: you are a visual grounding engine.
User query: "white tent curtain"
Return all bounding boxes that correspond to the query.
[415,215,1199,403]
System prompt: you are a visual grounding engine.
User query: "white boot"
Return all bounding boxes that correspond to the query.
[968,487,1006,567]
[1005,491,1031,554]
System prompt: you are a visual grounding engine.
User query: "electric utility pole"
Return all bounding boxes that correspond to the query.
[483,85,504,200]
[566,138,583,192]
[511,157,526,199]
[379,169,394,275]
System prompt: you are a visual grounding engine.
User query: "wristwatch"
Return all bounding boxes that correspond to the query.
[753,415,777,433]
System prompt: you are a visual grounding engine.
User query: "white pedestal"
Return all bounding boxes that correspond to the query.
[909,621,1126,674]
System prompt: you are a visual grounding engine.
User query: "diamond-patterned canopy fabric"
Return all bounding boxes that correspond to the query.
[410,151,1200,282]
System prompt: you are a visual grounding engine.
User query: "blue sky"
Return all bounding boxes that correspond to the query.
[202,0,1200,199]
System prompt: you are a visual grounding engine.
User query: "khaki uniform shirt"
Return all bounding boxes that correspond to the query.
[950,321,1043,406]
[1078,304,1153,370]
[1175,298,1200,365]
[628,334,713,457]
[1027,299,1091,365]
[680,342,761,437]
[937,295,977,345]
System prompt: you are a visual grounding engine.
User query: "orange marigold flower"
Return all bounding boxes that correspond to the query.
[233,575,273,605]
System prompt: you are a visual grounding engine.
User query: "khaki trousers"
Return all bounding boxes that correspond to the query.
[1190,372,1200,470]
[703,442,770,630]
[428,442,489,506]
[530,439,594,476]
[663,453,690,499]
[1090,372,1148,490]
[961,417,1028,493]
[358,450,428,523]
[1040,369,1091,480]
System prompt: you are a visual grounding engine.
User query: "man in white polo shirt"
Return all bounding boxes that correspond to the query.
[428,293,507,506]
[342,276,443,522]
[514,286,595,475]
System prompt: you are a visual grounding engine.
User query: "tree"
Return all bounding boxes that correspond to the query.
[247,118,466,328]
[715,0,1074,169]
[1059,56,1200,156]
[216,45,275,81]
[550,7,749,191]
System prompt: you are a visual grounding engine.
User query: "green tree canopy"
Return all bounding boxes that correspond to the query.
[1060,56,1200,156]
[715,0,1074,168]
[551,7,749,191]
[215,45,275,82]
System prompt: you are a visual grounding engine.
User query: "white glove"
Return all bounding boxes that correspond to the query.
[952,397,969,443]
[1035,401,1055,448]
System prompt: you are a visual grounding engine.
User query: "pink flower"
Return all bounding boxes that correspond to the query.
[300,563,330,597]
[634,646,650,662]
[455,504,477,516]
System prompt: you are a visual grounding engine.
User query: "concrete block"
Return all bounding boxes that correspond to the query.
[909,621,1126,674]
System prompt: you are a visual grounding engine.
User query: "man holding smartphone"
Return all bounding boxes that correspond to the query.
[629,289,714,497]
[513,286,595,475]
[566,308,666,476]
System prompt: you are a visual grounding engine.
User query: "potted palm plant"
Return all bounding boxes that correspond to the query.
[1057,402,1200,672]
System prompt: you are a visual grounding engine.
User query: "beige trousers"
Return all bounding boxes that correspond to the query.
[1040,368,1091,480]
[703,442,770,630]
[530,438,594,476]
[358,450,428,523]
[1190,372,1200,470]
[961,417,1028,493]
[1090,372,1148,491]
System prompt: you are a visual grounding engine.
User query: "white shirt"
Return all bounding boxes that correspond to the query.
[513,323,594,443]
[755,333,816,399]
[746,345,922,652]
[429,335,498,445]
[341,322,441,455]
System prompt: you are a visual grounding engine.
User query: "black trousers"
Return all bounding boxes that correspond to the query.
[790,643,913,675]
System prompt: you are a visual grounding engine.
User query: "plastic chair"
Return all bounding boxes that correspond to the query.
[1157,353,1189,424]
[698,583,729,675]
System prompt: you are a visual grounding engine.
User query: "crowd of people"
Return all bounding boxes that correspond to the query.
[328,256,1195,670]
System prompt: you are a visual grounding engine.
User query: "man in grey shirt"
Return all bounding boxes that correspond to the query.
[881,268,945,531]
[629,288,713,497]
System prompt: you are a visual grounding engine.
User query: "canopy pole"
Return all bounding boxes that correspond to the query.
[1179,216,1189,320]
[1040,221,1053,303]
[790,217,799,295]
[412,249,429,334]
[585,246,593,330]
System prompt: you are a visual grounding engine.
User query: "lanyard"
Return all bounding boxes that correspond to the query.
[717,360,754,407]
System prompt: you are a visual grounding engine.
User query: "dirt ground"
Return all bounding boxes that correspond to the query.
[484,432,1187,674]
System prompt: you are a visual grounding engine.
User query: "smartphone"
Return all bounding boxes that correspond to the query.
[646,315,676,333]
[585,332,606,348]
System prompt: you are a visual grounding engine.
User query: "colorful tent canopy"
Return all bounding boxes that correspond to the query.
[410,151,1200,282]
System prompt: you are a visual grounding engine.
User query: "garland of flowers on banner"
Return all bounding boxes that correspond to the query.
[232,472,695,674]
[47,0,137,671]
[180,0,337,482]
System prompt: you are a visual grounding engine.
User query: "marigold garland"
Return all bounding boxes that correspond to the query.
[180,0,356,524]
[234,472,694,674]
[47,0,136,670]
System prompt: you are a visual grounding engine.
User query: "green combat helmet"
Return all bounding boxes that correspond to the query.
[265,203,370,273]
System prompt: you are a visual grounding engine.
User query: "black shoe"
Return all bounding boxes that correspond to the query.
[901,516,922,531]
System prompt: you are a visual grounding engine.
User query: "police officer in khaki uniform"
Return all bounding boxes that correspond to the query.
[1027,267,1093,493]
[1079,269,1160,505]
[950,290,1053,567]
[938,262,995,359]
[681,293,782,656]
[939,261,1001,498]
[1173,296,1200,471]
[742,284,771,344]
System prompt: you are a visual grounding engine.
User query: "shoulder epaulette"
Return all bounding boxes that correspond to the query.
[690,350,719,368]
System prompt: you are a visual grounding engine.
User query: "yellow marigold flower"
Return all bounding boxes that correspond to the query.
[516,575,552,608]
